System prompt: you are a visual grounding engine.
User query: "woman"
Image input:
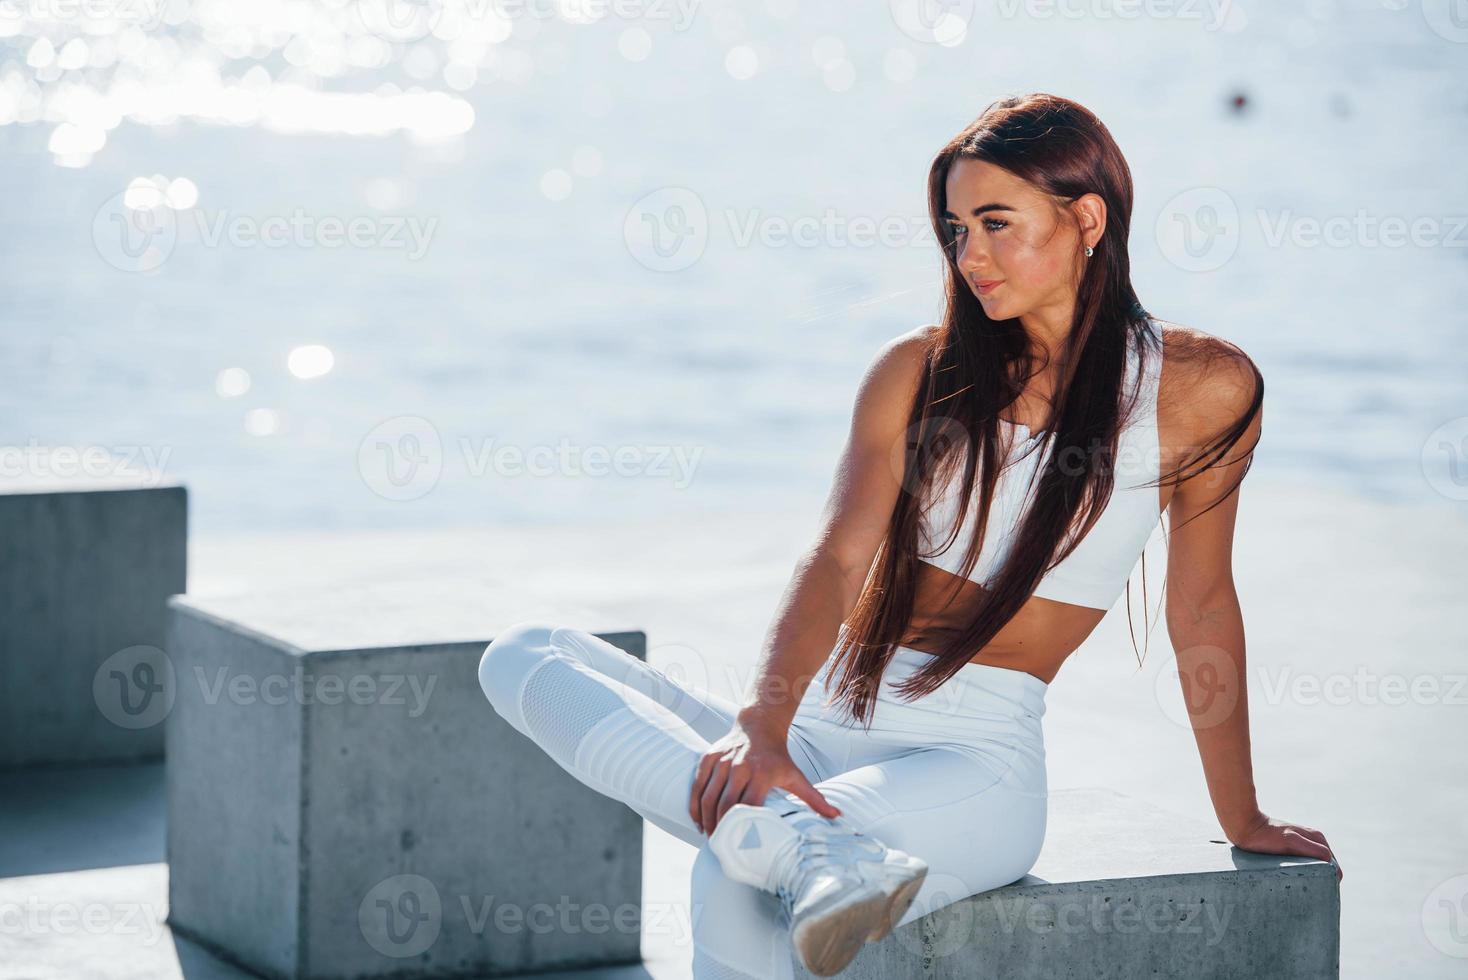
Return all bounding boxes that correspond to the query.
[478,92,1339,978]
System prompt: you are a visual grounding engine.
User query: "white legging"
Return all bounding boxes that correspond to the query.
[477,621,1049,979]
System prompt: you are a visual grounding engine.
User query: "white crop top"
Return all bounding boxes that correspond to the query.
[917,318,1165,611]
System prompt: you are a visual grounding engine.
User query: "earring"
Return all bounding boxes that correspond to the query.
[1084,245,1094,257]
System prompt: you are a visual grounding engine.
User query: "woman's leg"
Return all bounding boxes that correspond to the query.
[482,621,1048,978]
[476,620,838,848]
[478,621,860,979]
[805,743,1047,934]
[478,621,852,979]
[690,740,1047,979]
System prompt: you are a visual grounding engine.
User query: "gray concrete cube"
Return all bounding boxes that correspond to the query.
[164,583,646,980]
[0,482,187,769]
[799,787,1340,979]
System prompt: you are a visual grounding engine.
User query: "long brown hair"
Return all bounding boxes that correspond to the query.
[824,93,1263,727]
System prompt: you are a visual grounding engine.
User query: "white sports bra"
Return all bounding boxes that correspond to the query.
[917,318,1165,611]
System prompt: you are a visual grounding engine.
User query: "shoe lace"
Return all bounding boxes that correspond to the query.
[771,813,887,927]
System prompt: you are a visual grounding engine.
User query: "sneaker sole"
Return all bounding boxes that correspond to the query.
[865,860,928,942]
[790,884,890,977]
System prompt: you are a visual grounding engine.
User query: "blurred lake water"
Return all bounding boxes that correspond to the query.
[1,0,1465,532]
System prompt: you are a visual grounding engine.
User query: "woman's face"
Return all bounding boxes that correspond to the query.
[942,157,1086,322]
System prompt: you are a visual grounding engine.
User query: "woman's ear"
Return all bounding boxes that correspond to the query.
[1072,192,1107,251]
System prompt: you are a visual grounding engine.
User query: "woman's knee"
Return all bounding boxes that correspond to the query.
[477,620,563,712]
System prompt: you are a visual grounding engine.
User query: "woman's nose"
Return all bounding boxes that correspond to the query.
[956,235,986,273]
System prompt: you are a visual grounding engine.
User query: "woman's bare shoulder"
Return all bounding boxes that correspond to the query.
[1151,317,1263,444]
[842,324,940,436]
[863,323,940,391]
[891,322,943,360]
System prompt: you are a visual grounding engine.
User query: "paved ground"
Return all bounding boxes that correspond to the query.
[0,761,694,979]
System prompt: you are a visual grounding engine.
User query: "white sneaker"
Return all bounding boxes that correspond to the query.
[708,803,929,976]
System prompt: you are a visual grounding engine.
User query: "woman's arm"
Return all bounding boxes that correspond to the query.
[737,325,933,730]
[688,325,933,833]
[1162,348,1341,878]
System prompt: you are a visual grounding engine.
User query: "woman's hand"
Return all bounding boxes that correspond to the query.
[1228,813,1342,881]
[690,713,840,836]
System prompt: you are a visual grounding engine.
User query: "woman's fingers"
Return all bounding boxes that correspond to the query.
[699,759,733,833]
[712,768,754,829]
[1287,824,1322,845]
[1290,828,1342,880]
[690,737,834,836]
[688,753,716,832]
[1279,828,1342,880]
[1233,817,1342,883]
[1280,828,1328,859]
[783,768,841,819]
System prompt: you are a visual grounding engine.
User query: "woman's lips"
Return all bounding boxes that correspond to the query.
[973,279,1003,296]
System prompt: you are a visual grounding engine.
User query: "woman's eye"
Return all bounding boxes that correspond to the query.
[947,218,1008,236]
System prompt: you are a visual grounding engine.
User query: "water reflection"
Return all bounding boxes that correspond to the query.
[0,0,592,166]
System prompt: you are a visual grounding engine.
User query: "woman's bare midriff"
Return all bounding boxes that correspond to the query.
[888,324,1184,684]
[892,560,1109,685]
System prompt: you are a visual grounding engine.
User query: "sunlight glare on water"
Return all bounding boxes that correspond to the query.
[0,0,1464,539]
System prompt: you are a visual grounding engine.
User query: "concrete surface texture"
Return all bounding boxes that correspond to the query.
[0,767,1337,980]
[164,590,648,979]
[794,788,1339,979]
[0,482,187,768]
